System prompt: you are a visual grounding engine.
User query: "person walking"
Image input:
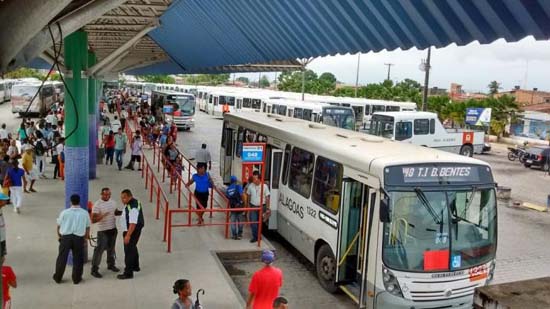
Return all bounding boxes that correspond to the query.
[194,144,211,171]
[246,250,283,309]
[0,124,7,141]
[0,155,10,197]
[90,188,121,278]
[172,279,195,309]
[117,189,144,280]
[114,128,128,171]
[226,175,244,239]
[56,138,65,180]
[21,146,37,193]
[185,163,213,225]
[2,258,17,309]
[53,194,91,284]
[5,161,24,214]
[103,131,115,165]
[244,171,270,243]
[34,132,48,179]
[110,116,121,132]
[125,131,142,171]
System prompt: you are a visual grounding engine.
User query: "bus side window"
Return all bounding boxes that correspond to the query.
[365,105,371,115]
[312,156,343,214]
[236,127,244,158]
[395,122,412,141]
[282,144,291,186]
[429,119,435,134]
[289,147,314,198]
[414,119,430,135]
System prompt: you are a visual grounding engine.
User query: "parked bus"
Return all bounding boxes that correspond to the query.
[151,90,196,130]
[0,79,14,104]
[370,111,485,157]
[11,81,55,116]
[206,89,238,117]
[52,81,65,103]
[221,111,497,308]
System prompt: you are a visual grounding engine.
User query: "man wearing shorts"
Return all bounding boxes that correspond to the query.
[21,146,37,193]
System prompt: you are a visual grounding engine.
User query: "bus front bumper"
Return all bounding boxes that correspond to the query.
[376,292,473,309]
[173,119,195,129]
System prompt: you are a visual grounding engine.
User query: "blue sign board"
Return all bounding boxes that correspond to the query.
[242,145,264,162]
[163,105,174,114]
[465,108,491,126]
[451,255,462,269]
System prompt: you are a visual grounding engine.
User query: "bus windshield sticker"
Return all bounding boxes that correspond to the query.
[451,255,462,269]
[435,232,448,244]
[423,249,449,271]
[385,164,492,185]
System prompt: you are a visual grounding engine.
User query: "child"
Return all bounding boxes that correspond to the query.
[171,156,183,187]
[2,260,17,309]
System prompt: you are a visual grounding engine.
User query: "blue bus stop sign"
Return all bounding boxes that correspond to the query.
[242,145,264,162]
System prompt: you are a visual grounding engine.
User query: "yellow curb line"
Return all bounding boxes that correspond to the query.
[521,202,548,212]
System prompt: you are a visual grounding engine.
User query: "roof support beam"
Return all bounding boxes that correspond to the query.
[88,23,158,76]
[41,51,66,72]
[120,4,167,10]
[96,50,130,76]
[6,0,128,73]
[0,0,72,72]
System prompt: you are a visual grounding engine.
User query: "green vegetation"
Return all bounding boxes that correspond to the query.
[259,75,271,88]
[488,80,501,96]
[277,70,337,94]
[4,67,47,80]
[136,74,175,84]
[183,74,230,85]
[236,76,249,84]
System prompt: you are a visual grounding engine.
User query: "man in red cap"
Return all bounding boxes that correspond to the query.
[246,250,283,309]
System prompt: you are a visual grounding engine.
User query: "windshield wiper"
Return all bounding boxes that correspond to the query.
[414,188,442,225]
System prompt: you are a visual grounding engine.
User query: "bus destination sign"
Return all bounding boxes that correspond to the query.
[385,164,492,185]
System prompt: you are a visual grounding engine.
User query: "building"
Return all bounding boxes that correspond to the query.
[449,83,488,101]
[495,87,550,106]
[510,111,550,140]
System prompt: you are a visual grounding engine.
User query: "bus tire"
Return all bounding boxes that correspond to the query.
[316,244,338,293]
[460,144,473,157]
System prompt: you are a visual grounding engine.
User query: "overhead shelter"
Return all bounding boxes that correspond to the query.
[2,0,550,76]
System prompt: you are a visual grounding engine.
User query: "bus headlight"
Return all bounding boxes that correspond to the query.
[382,266,403,297]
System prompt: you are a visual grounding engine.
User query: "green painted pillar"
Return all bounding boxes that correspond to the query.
[63,30,89,209]
[88,52,97,179]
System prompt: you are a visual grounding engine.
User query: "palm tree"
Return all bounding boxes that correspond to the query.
[488,81,501,96]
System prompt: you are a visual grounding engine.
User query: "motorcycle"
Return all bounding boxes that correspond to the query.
[508,144,528,163]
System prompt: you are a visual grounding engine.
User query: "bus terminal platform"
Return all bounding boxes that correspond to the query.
[4,147,272,308]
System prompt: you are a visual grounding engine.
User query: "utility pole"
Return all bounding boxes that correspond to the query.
[258,72,261,88]
[299,58,312,101]
[355,53,361,97]
[384,63,394,81]
[421,47,431,111]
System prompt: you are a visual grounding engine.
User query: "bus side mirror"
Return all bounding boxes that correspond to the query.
[380,199,391,223]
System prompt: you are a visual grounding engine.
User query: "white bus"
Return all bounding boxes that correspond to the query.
[370,112,486,157]
[151,90,196,130]
[0,79,14,104]
[221,111,497,308]
[11,81,55,116]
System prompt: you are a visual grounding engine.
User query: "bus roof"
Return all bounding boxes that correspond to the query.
[374,111,437,119]
[225,111,490,180]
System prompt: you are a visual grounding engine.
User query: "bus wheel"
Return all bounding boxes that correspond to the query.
[316,244,338,293]
[460,145,473,157]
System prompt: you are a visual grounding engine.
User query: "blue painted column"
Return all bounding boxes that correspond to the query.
[88,52,97,179]
[64,30,89,210]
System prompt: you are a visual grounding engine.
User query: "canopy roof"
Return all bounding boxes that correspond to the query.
[19,0,550,75]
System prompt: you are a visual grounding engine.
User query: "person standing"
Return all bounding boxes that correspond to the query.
[0,192,14,308]
[110,116,121,132]
[56,138,65,180]
[5,161,24,214]
[21,146,37,193]
[171,279,195,309]
[246,250,283,309]
[2,259,17,309]
[194,144,212,171]
[114,128,127,171]
[34,132,48,179]
[245,171,270,243]
[0,156,10,197]
[0,124,7,141]
[117,189,144,280]
[103,131,115,166]
[53,194,91,284]
[185,163,213,225]
[90,188,121,278]
[226,175,244,239]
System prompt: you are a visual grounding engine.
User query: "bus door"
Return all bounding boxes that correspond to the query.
[336,179,366,285]
[220,122,234,184]
[236,99,242,110]
[268,148,283,229]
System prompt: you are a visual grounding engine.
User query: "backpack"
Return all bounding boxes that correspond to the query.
[35,140,45,156]
[226,185,243,208]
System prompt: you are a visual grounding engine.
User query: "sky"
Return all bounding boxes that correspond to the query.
[235,36,550,94]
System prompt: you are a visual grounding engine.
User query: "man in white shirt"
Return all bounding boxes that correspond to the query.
[0,124,8,140]
[245,171,270,243]
[110,116,121,132]
[46,111,58,126]
[194,143,212,170]
[117,189,144,280]
[91,188,121,278]
[125,131,143,171]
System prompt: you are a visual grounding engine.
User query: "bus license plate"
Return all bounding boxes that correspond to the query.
[526,160,533,164]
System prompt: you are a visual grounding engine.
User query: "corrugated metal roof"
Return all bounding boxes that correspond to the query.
[135,0,550,74]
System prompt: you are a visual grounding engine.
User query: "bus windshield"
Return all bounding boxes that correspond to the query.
[175,97,196,116]
[322,107,355,130]
[370,115,395,139]
[382,187,496,272]
[12,85,39,98]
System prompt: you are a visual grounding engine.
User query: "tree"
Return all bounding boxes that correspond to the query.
[277,70,337,94]
[136,74,175,84]
[488,81,501,96]
[5,67,46,80]
[236,76,249,84]
[184,74,230,85]
[259,75,270,88]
